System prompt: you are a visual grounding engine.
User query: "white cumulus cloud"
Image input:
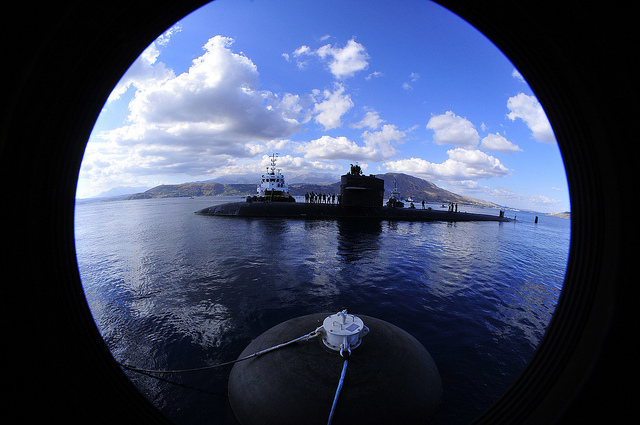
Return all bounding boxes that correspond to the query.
[361,124,404,159]
[479,132,522,153]
[211,154,342,177]
[296,124,404,162]
[91,35,304,179]
[426,111,480,149]
[384,148,509,181]
[291,38,370,80]
[350,110,384,130]
[311,84,354,130]
[316,38,370,79]
[507,93,556,143]
[122,35,302,137]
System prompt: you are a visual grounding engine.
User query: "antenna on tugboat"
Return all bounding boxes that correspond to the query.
[269,152,279,174]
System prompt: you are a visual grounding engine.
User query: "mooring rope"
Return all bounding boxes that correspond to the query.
[119,323,353,425]
[117,328,321,375]
[327,358,349,425]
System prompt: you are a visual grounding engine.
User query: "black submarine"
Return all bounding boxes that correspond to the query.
[196,159,512,223]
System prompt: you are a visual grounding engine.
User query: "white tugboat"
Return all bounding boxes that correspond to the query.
[254,153,295,202]
[386,178,404,208]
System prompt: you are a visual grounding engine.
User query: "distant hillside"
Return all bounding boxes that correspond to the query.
[548,211,571,219]
[377,173,494,206]
[125,173,496,206]
[125,182,255,200]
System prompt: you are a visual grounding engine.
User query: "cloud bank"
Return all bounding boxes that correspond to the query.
[86,35,305,183]
[296,124,404,162]
[384,148,510,181]
[79,29,563,212]
[384,110,520,182]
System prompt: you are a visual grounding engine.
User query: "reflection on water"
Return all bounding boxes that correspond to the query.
[337,219,382,263]
[75,197,569,425]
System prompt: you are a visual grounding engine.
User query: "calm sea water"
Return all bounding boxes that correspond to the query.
[74,196,570,425]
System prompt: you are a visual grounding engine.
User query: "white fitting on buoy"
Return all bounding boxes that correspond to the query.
[321,310,369,355]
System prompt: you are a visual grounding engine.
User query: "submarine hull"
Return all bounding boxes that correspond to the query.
[196,201,512,222]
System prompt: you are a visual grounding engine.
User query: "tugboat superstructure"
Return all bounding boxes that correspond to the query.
[255,154,295,202]
[386,178,404,208]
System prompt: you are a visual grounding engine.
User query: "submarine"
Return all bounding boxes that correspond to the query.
[196,158,512,223]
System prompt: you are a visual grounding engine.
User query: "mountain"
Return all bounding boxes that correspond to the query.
[125,182,255,200]
[125,173,496,207]
[377,173,493,206]
[549,211,571,219]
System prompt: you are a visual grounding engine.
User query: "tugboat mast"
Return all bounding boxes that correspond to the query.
[267,153,279,175]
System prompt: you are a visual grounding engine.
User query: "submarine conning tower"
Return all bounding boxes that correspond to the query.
[340,164,385,207]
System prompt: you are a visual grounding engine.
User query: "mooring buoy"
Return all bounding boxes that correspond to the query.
[228,311,442,425]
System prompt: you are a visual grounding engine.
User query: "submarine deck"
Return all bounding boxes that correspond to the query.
[196,202,512,222]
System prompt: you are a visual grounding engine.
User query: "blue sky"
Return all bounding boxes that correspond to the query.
[77,0,569,213]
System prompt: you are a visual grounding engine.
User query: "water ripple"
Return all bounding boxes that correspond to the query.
[75,197,569,425]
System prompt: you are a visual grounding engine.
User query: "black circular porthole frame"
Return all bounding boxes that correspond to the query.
[3,1,635,424]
